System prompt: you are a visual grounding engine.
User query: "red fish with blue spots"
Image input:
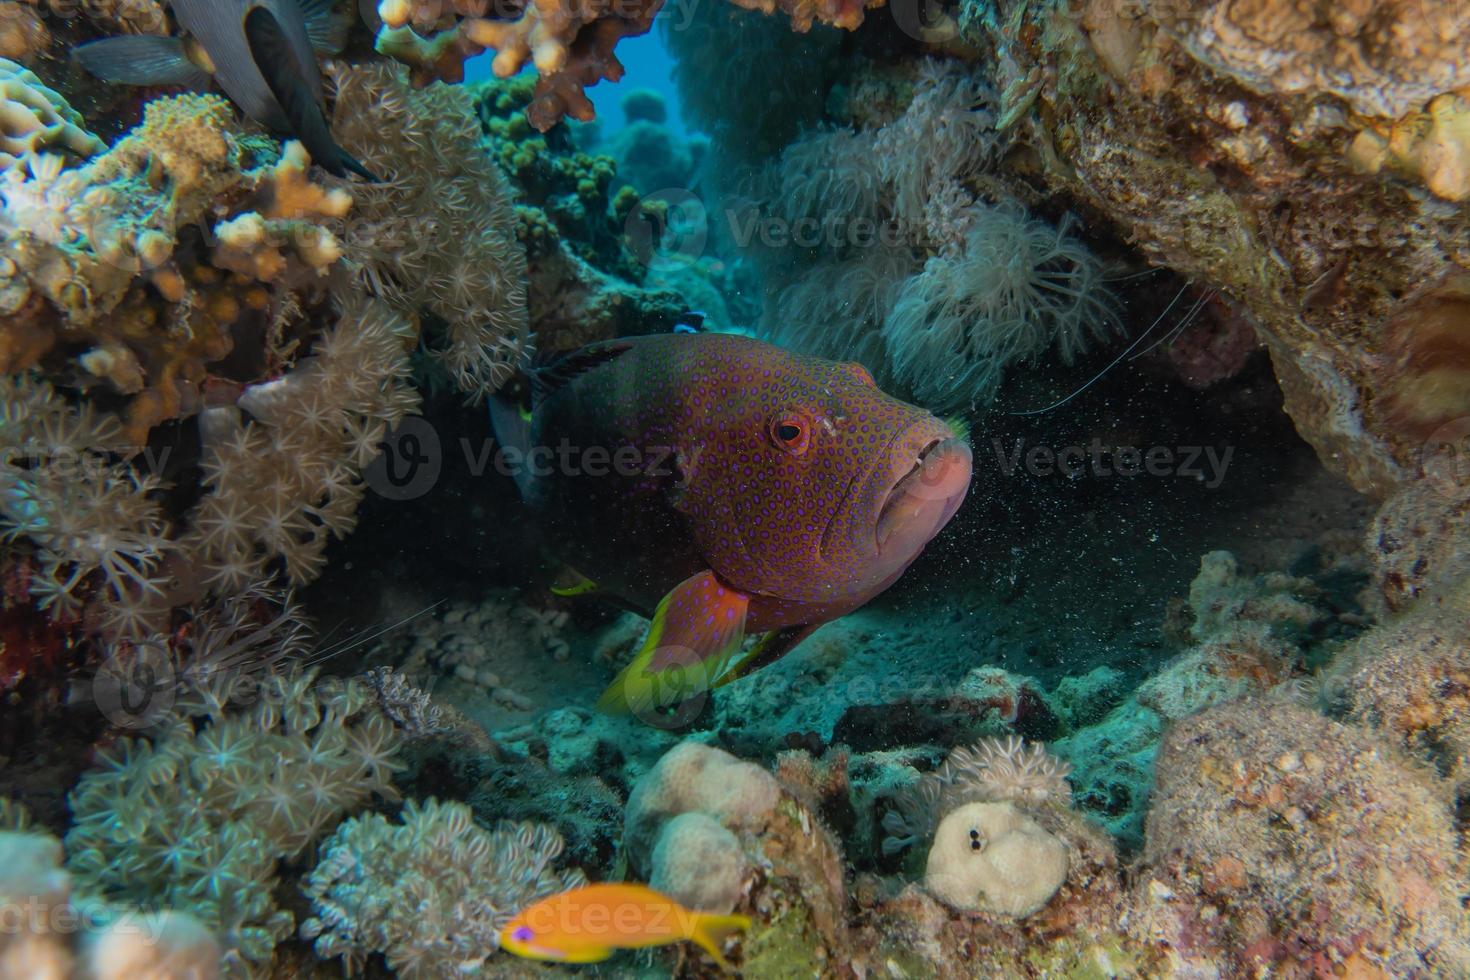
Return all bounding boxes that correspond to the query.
[492,333,971,719]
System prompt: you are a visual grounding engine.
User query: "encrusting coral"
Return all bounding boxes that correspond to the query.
[300,798,586,978]
[65,663,404,975]
[957,0,1470,496]
[0,58,103,171]
[1132,700,1470,976]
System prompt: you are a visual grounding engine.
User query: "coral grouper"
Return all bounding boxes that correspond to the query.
[492,333,972,720]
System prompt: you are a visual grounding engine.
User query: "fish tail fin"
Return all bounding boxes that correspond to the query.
[688,912,751,972]
[242,6,377,182]
[487,393,534,500]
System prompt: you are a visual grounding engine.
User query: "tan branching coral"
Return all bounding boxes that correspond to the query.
[301,799,586,977]
[0,94,350,444]
[375,0,883,130]
[329,63,528,397]
[0,57,104,171]
[66,665,404,975]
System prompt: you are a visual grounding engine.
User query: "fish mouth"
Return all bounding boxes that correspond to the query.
[875,437,973,554]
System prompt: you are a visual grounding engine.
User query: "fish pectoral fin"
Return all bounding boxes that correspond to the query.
[242,7,377,181]
[74,36,214,89]
[689,912,751,973]
[596,571,749,716]
[713,623,820,689]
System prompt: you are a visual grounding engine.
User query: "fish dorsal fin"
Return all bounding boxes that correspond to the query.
[529,342,633,406]
[297,0,349,53]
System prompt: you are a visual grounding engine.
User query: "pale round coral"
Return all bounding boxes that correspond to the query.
[624,741,781,870]
[649,812,746,914]
[82,910,221,980]
[924,802,1068,917]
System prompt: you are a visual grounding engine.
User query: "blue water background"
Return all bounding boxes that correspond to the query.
[462,32,693,139]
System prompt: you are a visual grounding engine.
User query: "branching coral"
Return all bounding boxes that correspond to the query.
[470,74,687,351]
[376,0,880,132]
[300,798,586,978]
[0,94,350,443]
[881,201,1120,411]
[65,665,403,975]
[328,63,528,398]
[0,58,103,171]
[881,736,1072,855]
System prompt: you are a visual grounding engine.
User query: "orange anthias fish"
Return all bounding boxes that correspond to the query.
[490,332,973,718]
[498,883,751,968]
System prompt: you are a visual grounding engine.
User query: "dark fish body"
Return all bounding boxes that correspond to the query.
[497,333,972,716]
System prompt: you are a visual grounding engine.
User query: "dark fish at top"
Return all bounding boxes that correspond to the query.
[491,333,973,720]
[74,0,374,180]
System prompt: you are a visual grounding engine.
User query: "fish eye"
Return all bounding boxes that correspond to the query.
[512,926,534,942]
[769,415,810,455]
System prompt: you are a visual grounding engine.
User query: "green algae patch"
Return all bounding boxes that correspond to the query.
[1025,932,1145,979]
[740,902,825,979]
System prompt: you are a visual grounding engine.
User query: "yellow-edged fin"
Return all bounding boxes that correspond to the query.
[597,570,749,715]
[550,568,600,597]
[687,912,751,972]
